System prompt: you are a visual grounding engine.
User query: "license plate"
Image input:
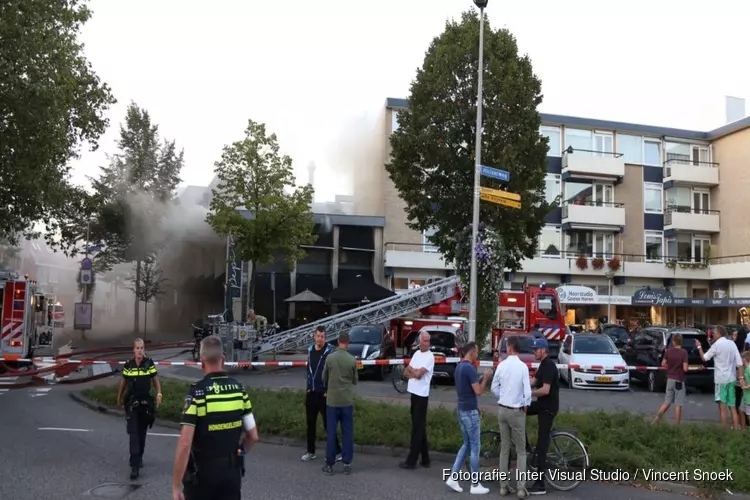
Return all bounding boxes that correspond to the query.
[356,363,363,370]
[594,376,612,382]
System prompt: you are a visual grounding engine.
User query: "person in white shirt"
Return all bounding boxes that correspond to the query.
[698,329,743,429]
[491,336,532,498]
[399,331,435,469]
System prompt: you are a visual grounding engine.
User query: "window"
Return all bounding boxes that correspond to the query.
[645,231,663,262]
[539,226,561,258]
[644,182,663,213]
[692,189,710,214]
[391,110,400,133]
[392,277,426,291]
[644,139,662,166]
[693,236,711,263]
[593,132,613,156]
[564,181,614,205]
[665,186,691,212]
[541,126,561,156]
[565,230,614,258]
[617,134,644,164]
[422,227,438,252]
[666,234,693,262]
[565,128,593,154]
[592,184,614,204]
[544,174,561,204]
[692,146,710,165]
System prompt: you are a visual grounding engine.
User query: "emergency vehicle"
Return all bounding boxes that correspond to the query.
[389,280,566,356]
[496,282,566,356]
[0,271,39,362]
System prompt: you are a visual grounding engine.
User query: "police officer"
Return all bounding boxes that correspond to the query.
[172,335,259,500]
[117,338,162,480]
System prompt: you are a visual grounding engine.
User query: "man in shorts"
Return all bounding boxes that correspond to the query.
[652,333,688,425]
[698,327,743,429]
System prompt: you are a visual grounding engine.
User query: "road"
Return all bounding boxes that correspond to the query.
[0,383,708,500]
[166,364,721,422]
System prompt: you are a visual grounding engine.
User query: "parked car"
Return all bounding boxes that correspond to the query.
[621,327,713,392]
[558,333,629,391]
[336,324,396,380]
[600,324,631,352]
[407,324,467,382]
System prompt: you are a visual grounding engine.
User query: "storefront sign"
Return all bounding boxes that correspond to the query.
[556,286,632,305]
[632,287,750,307]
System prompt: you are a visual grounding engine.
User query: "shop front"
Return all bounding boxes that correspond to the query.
[556,285,631,330]
[630,287,750,327]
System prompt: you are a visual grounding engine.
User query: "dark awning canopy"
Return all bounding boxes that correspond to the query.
[328,276,395,304]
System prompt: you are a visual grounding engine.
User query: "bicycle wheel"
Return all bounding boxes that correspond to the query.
[533,431,589,491]
[391,364,408,394]
[479,430,501,462]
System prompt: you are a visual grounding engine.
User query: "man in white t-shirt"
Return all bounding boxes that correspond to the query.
[399,330,435,469]
[698,328,743,429]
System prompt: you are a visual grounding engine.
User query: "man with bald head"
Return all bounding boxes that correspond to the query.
[400,330,435,469]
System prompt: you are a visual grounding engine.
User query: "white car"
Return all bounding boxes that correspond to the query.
[558,333,629,391]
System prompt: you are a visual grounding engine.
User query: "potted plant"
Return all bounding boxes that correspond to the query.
[607,257,621,272]
[576,255,588,270]
[665,259,677,269]
[592,257,605,270]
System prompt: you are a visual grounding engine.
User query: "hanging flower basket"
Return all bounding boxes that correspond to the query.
[575,255,588,270]
[607,257,621,272]
[592,257,605,270]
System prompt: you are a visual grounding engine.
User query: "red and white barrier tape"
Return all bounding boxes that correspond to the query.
[1,354,714,372]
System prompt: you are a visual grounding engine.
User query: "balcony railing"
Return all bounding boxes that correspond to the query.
[664,206,720,230]
[561,147,624,158]
[561,200,624,218]
[663,158,720,186]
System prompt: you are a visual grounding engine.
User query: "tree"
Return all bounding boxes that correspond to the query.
[207,120,317,311]
[385,10,553,347]
[127,256,167,339]
[76,103,184,332]
[0,0,115,248]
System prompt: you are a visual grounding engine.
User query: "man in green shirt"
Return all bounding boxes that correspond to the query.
[322,332,358,475]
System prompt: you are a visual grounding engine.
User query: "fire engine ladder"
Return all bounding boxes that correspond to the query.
[9,282,25,337]
[255,275,460,355]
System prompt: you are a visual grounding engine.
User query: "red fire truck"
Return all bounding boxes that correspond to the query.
[495,282,566,356]
[0,271,38,363]
[389,281,566,357]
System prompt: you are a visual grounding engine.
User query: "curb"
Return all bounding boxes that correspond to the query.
[68,391,749,499]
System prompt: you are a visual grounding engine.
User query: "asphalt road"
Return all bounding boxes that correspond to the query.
[166,364,721,423]
[0,383,710,500]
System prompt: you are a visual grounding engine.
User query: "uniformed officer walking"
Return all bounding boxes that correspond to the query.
[172,335,259,500]
[117,338,162,480]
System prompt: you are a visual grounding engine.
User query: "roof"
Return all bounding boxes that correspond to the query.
[385,97,750,141]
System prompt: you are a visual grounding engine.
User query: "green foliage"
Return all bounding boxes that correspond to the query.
[127,256,166,304]
[75,103,185,271]
[385,10,553,271]
[84,381,750,493]
[0,0,115,248]
[206,120,316,306]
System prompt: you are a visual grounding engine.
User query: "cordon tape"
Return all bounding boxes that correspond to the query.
[0,354,714,372]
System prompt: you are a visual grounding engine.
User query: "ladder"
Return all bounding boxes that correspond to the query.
[255,275,461,355]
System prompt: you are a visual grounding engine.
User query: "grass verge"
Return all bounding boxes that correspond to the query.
[83,380,750,492]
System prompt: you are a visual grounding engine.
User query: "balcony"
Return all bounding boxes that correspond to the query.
[664,207,720,234]
[562,147,625,181]
[383,242,453,270]
[561,201,625,231]
[663,159,719,187]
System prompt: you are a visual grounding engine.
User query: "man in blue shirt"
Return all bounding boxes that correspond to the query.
[445,342,493,494]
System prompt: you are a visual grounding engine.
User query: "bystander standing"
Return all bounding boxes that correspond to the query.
[400,330,435,470]
[445,342,492,494]
[698,328,743,429]
[491,336,532,498]
[652,333,688,425]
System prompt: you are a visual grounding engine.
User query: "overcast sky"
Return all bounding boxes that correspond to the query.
[69,0,749,203]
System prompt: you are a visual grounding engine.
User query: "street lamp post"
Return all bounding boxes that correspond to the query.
[605,271,615,323]
[468,0,488,343]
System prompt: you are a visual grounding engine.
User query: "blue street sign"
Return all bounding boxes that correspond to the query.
[81,257,92,270]
[480,165,510,182]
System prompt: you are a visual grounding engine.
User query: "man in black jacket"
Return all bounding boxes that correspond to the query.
[527,336,559,495]
[301,326,341,461]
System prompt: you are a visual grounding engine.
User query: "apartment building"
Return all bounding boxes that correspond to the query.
[381,97,750,328]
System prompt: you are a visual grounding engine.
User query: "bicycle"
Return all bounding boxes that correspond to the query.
[391,363,438,394]
[476,425,589,491]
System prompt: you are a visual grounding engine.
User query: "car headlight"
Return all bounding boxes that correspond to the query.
[367,350,381,360]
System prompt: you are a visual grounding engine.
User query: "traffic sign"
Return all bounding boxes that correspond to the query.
[480,165,510,182]
[480,192,521,209]
[479,186,521,201]
[81,257,92,270]
[80,269,92,284]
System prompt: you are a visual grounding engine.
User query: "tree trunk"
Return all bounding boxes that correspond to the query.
[133,260,141,333]
[144,300,148,341]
